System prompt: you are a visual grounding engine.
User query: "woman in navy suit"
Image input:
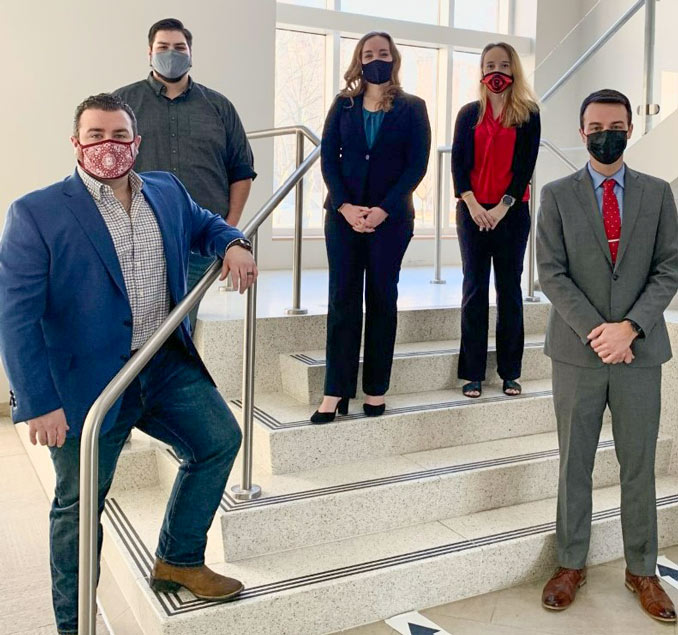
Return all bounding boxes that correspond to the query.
[311,31,431,423]
[452,42,540,399]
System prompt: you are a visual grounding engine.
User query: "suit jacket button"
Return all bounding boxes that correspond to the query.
[613,274,619,281]
[365,154,370,160]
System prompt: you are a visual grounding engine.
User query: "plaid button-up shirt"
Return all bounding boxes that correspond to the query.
[77,166,170,350]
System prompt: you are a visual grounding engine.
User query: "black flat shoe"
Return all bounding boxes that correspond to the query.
[310,397,349,424]
[462,381,482,398]
[503,380,522,396]
[363,402,386,417]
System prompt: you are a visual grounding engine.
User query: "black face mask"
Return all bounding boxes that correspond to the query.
[586,129,628,164]
[362,59,393,85]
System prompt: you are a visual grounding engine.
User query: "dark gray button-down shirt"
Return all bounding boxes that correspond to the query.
[114,74,256,217]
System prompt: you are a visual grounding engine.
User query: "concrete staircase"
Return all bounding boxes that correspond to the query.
[19,302,678,635]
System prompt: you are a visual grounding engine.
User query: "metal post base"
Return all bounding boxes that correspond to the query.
[430,279,447,285]
[285,307,308,315]
[524,295,541,303]
[231,484,262,500]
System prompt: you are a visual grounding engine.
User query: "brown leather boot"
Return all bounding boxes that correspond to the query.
[149,558,244,601]
[625,569,676,623]
[541,567,587,610]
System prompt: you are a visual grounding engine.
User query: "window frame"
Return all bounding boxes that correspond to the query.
[275,0,524,238]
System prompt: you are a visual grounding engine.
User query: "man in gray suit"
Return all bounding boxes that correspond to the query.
[537,89,678,623]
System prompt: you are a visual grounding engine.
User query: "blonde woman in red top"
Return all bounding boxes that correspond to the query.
[451,42,540,399]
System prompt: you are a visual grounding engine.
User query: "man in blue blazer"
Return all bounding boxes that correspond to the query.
[0,93,257,634]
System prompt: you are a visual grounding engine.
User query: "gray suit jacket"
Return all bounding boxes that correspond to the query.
[536,165,678,368]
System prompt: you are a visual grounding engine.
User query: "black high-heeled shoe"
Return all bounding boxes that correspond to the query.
[310,397,349,424]
[363,402,386,417]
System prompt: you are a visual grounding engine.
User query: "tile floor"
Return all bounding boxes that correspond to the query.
[197,265,543,321]
[339,553,678,634]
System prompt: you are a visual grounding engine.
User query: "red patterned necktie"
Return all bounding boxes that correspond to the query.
[602,179,621,264]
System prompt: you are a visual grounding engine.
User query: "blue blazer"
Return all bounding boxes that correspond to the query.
[321,92,431,221]
[0,170,245,436]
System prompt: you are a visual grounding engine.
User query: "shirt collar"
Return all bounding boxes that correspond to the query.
[146,72,193,98]
[77,165,144,201]
[587,161,626,190]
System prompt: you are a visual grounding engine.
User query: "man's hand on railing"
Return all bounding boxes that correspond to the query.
[28,407,69,448]
[220,246,258,294]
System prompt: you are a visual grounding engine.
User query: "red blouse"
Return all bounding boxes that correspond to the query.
[470,102,530,205]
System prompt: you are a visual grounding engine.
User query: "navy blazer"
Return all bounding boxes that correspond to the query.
[0,170,244,436]
[451,100,541,201]
[321,92,431,220]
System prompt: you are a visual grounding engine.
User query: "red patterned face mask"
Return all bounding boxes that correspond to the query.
[481,71,514,94]
[78,139,136,180]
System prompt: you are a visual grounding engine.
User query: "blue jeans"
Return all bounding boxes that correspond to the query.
[187,252,216,332]
[48,338,242,634]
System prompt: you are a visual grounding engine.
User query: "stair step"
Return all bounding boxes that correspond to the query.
[200,302,551,399]
[243,379,557,473]
[101,475,678,635]
[146,426,670,561]
[280,335,549,404]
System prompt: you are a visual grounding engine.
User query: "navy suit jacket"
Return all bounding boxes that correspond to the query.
[321,92,431,220]
[0,170,244,436]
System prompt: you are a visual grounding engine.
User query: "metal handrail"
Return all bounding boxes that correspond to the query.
[78,138,321,634]
[432,138,578,287]
[540,0,645,103]
[245,125,320,314]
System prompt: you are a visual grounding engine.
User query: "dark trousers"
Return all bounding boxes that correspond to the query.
[48,339,242,634]
[456,200,531,382]
[552,361,661,575]
[324,212,413,397]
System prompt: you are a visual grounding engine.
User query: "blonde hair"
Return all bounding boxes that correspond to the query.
[477,42,539,127]
[339,31,402,112]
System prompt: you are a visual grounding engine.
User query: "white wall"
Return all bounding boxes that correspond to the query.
[0,0,277,403]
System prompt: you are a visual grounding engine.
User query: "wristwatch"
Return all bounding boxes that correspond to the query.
[627,319,645,339]
[225,238,253,253]
[501,194,516,208]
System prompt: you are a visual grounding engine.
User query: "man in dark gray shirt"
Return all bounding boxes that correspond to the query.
[115,18,256,327]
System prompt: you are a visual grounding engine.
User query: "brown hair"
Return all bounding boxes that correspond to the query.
[339,32,402,112]
[73,93,138,137]
[477,42,539,127]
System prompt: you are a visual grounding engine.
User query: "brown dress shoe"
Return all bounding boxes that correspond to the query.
[541,567,587,610]
[150,558,244,601]
[625,569,677,623]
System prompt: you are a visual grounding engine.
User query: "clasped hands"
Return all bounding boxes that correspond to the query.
[467,200,509,231]
[587,321,638,365]
[340,204,388,232]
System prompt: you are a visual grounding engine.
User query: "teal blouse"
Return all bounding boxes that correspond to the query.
[363,108,385,149]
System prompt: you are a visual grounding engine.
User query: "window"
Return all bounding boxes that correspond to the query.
[454,0,501,32]
[341,0,440,25]
[340,38,439,230]
[274,29,326,232]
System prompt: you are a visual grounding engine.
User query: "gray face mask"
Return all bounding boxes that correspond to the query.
[151,50,192,81]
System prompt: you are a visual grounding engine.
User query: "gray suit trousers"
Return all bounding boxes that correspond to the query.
[552,360,661,576]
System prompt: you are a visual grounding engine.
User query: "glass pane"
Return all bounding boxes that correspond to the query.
[449,51,481,226]
[339,38,439,230]
[274,29,326,231]
[341,0,440,24]
[454,0,500,32]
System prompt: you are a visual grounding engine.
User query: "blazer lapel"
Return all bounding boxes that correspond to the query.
[62,172,129,300]
[572,168,613,268]
[141,181,181,305]
[613,167,643,271]
[350,94,369,151]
